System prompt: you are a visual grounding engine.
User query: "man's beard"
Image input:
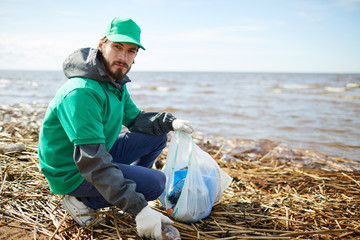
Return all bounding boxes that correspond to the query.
[100,54,131,80]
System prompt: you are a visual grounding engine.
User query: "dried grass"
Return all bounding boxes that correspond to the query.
[1,104,360,239]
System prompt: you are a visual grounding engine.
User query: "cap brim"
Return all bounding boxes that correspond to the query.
[107,34,145,50]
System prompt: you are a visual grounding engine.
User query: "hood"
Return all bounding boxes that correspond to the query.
[62,48,130,91]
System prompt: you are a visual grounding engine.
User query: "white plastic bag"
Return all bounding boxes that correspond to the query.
[160,131,232,222]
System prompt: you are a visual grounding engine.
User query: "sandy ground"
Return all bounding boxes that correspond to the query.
[0,226,47,240]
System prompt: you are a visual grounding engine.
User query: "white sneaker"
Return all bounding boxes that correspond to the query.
[62,195,97,227]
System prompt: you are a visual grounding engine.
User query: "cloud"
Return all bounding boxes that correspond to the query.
[143,24,267,49]
[0,31,99,70]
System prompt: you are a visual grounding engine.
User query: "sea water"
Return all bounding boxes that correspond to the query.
[0,70,359,161]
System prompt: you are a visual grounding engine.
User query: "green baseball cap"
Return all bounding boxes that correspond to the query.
[102,18,145,50]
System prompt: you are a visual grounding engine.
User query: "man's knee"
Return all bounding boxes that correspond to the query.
[156,133,168,149]
[145,171,166,201]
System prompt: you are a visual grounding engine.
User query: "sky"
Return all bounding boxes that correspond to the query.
[0,0,359,73]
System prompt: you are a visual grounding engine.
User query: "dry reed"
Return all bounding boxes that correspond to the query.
[1,104,359,239]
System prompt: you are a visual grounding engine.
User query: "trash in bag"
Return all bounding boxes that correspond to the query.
[168,167,188,205]
[160,131,232,222]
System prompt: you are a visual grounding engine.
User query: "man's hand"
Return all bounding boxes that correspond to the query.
[135,205,174,240]
[172,119,194,134]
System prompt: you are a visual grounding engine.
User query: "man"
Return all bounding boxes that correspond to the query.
[38,17,193,240]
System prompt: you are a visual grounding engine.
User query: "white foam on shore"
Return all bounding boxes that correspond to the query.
[129,84,175,92]
[279,84,319,89]
[0,78,12,84]
[346,83,360,88]
[156,86,174,92]
[130,84,142,89]
[325,86,347,92]
[269,88,283,93]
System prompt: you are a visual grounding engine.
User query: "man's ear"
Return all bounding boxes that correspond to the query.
[97,39,103,50]
[98,38,107,50]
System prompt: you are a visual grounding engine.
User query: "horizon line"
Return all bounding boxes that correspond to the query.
[0,68,360,75]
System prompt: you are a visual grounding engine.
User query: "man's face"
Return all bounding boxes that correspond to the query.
[98,39,138,80]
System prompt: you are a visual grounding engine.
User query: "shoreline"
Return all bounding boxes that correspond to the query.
[1,102,358,165]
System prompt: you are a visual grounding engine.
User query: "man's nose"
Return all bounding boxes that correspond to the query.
[118,51,128,61]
